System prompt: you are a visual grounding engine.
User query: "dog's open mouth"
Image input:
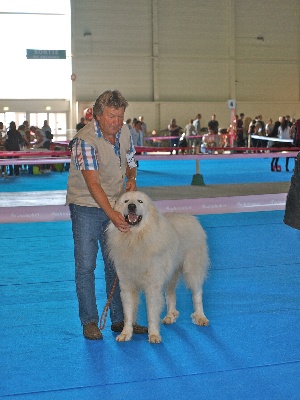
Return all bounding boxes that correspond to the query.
[125,213,143,226]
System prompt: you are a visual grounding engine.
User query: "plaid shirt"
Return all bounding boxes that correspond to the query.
[73,120,134,170]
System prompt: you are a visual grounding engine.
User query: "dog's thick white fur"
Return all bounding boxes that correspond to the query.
[107,191,209,344]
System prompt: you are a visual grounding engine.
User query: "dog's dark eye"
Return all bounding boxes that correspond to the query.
[137,200,143,203]
[124,200,129,203]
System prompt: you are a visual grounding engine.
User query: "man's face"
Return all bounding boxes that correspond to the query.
[96,106,125,136]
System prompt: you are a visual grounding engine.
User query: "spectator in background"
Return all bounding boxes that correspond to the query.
[125,118,132,130]
[249,119,257,148]
[292,119,300,147]
[256,115,265,134]
[265,118,274,136]
[265,118,275,149]
[18,124,30,148]
[0,121,7,146]
[138,116,147,136]
[31,126,51,149]
[42,120,53,144]
[278,117,292,171]
[286,115,293,127]
[256,115,266,149]
[130,120,144,148]
[184,118,197,154]
[193,113,202,135]
[42,120,52,135]
[76,117,86,132]
[208,114,219,135]
[236,113,245,147]
[5,121,22,176]
[22,121,30,134]
[192,113,202,151]
[168,118,181,155]
[254,121,263,149]
[150,129,161,147]
[271,117,291,172]
[130,120,144,167]
[0,122,7,176]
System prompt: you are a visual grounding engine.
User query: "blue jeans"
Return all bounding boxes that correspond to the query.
[69,204,124,326]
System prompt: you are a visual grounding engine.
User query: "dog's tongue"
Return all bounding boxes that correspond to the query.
[128,213,139,224]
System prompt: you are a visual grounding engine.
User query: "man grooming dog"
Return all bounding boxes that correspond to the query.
[107,191,209,344]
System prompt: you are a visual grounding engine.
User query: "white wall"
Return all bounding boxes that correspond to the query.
[72,0,300,133]
[2,0,300,134]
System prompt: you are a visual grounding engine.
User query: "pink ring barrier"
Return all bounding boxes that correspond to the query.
[0,144,299,167]
[145,135,203,141]
[0,193,288,224]
[0,150,70,157]
[0,150,71,166]
[135,146,300,155]
[0,158,71,166]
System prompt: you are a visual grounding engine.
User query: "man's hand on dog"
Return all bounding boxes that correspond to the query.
[110,210,131,232]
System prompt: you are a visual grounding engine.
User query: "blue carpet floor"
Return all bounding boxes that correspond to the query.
[0,158,294,192]
[1,211,300,399]
[1,157,299,399]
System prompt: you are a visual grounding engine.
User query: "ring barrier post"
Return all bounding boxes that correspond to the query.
[191,158,205,186]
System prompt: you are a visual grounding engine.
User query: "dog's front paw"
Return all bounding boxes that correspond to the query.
[148,333,162,344]
[116,331,133,342]
[163,309,179,324]
[191,312,209,326]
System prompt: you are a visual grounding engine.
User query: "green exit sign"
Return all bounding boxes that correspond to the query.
[26,49,66,59]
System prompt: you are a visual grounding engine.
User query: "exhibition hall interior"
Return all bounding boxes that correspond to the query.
[0,1,300,399]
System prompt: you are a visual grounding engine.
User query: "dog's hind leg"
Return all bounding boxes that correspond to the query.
[145,288,164,344]
[163,271,180,325]
[116,286,138,342]
[183,254,209,326]
[190,287,209,326]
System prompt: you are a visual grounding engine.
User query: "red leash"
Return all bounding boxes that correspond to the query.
[100,275,118,330]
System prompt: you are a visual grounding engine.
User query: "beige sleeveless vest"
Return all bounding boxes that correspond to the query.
[66,121,132,208]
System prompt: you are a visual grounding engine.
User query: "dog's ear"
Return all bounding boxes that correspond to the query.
[114,195,126,212]
[148,200,159,221]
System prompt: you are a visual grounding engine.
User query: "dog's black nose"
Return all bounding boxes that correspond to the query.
[128,203,136,212]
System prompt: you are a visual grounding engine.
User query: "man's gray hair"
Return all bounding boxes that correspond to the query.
[93,90,128,118]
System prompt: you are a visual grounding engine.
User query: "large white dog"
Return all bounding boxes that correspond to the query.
[106,191,209,344]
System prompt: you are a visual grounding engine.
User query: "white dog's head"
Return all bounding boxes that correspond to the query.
[114,191,157,227]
